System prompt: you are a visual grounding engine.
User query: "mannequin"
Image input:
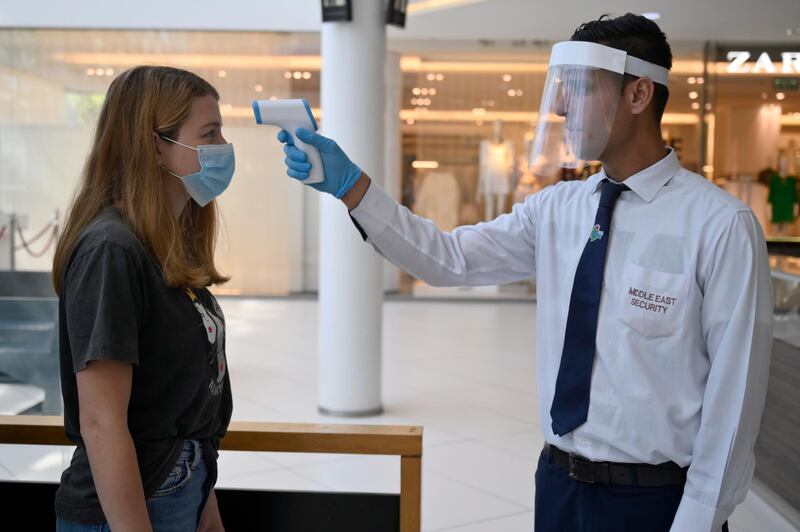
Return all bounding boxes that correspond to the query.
[768,153,798,235]
[413,171,460,232]
[514,126,546,203]
[478,120,514,220]
[723,174,769,232]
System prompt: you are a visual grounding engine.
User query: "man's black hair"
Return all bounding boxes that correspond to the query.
[571,13,673,125]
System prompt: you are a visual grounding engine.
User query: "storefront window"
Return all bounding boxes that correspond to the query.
[398,46,705,297]
[7,32,790,297]
[705,44,800,237]
[0,29,320,295]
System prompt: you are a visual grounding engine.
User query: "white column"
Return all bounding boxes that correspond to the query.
[383,51,402,293]
[318,0,385,416]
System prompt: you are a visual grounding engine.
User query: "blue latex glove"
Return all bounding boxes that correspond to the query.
[278,128,362,199]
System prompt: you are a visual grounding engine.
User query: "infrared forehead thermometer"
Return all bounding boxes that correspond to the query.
[252,98,324,185]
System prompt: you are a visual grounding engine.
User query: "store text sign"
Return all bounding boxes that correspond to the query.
[727,51,800,74]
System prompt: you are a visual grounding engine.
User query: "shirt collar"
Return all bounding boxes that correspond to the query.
[590,148,680,203]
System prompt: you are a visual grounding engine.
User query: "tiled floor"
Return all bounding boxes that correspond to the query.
[0,298,797,531]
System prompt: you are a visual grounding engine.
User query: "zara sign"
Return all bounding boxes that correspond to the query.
[726,51,800,74]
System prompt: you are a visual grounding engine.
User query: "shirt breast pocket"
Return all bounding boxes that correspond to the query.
[618,263,688,338]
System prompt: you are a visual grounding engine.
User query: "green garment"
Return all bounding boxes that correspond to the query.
[769,175,797,223]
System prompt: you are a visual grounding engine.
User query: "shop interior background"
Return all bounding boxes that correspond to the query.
[0,2,798,301]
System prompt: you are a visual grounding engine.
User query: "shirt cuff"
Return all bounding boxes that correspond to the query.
[670,494,732,532]
[349,181,396,242]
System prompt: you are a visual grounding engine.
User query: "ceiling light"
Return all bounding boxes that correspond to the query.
[689,91,699,100]
[697,77,704,85]
[406,119,415,125]
[687,77,696,84]
[502,74,512,82]
[642,12,661,20]
[508,89,516,97]
[86,68,95,76]
[254,84,263,92]
[426,73,436,81]
[421,88,429,95]
[435,73,444,81]
[302,72,312,79]
[412,160,439,169]
[293,71,302,79]
[218,70,227,78]
[516,89,523,96]
[691,102,700,110]
[430,88,437,96]
[284,71,292,79]
[776,92,786,100]
[412,87,421,96]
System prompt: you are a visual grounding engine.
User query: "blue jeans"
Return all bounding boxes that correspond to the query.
[57,439,210,532]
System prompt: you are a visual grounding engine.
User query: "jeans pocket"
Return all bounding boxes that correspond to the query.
[151,459,192,498]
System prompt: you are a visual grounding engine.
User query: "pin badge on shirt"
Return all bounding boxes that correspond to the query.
[590,224,605,242]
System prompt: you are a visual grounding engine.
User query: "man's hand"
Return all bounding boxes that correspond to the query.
[278,129,363,200]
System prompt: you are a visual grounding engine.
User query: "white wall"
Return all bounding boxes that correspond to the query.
[0,124,89,271]
[214,126,304,296]
[0,123,301,294]
[0,0,321,31]
[3,0,800,43]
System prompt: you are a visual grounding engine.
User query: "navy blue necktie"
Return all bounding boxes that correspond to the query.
[550,179,628,436]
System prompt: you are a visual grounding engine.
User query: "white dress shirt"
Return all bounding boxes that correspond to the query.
[350,149,774,532]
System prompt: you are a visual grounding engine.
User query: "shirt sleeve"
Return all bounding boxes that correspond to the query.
[670,211,773,532]
[349,180,537,287]
[63,241,145,373]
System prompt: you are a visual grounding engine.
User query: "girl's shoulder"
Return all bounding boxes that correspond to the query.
[71,207,145,262]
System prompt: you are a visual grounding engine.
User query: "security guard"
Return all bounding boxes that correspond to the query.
[279,13,772,532]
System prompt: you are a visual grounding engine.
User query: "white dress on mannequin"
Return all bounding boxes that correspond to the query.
[722,178,769,231]
[414,171,461,232]
[479,139,514,220]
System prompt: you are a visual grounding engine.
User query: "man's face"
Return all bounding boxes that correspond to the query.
[555,68,622,162]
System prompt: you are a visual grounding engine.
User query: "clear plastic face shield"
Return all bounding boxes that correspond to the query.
[529,41,670,175]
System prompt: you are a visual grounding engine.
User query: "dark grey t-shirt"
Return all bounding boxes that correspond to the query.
[55,207,232,524]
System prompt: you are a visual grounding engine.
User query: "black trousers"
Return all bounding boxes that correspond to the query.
[534,450,730,532]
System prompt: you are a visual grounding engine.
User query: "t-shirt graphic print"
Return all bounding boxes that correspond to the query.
[187,288,227,397]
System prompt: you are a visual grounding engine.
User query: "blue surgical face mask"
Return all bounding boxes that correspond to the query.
[160,136,235,207]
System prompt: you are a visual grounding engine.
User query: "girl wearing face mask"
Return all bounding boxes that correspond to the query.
[52,66,234,532]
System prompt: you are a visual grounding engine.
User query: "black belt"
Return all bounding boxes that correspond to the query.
[544,444,688,487]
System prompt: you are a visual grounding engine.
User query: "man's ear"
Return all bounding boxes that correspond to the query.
[629,77,655,117]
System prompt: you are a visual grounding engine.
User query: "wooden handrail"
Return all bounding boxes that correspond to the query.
[0,415,423,532]
[0,416,422,454]
[0,416,70,446]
